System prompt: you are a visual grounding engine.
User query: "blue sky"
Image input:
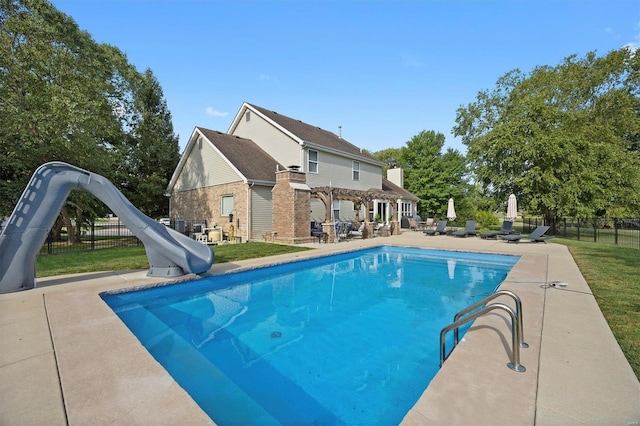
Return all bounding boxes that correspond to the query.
[51,0,639,154]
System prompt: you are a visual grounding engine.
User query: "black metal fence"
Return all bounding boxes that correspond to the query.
[39,219,209,255]
[521,217,640,249]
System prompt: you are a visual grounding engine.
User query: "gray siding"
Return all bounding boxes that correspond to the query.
[305,148,382,190]
[232,113,301,169]
[251,185,273,240]
[174,136,241,191]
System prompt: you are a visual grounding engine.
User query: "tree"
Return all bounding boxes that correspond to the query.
[1,0,180,229]
[454,49,640,223]
[375,130,469,219]
[118,69,180,217]
[373,147,403,172]
[0,0,134,221]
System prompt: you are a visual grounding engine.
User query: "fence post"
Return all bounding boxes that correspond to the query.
[614,218,619,246]
[577,219,581,241]
[90,221,95,251]
[563,218,567,238]
[47,230,53,254]
[593,216,597,243]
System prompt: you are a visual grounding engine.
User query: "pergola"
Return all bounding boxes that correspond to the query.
[310,186,400,223]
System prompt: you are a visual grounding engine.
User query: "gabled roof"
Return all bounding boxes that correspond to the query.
[382,178,420,201]
[197,127,283,183]
[234,103,384,165]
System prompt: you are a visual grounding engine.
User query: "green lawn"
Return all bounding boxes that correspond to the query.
[36,242,310,277]
[35,238,639,380]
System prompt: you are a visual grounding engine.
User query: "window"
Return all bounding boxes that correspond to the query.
[401,202,412,218]
[245,111,250,122]
[332,199,340,221]
[308,150,318,174]
[221,195,234,216]
[352,160,360,181]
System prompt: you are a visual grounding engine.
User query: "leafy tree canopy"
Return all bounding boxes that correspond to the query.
[117,69,180,217]
[375,130,469,219]
[0,0,179,221]
[454,48,640,221]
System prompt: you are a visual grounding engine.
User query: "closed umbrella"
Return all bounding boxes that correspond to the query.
[446,198,456,221]
[506,194,518,222]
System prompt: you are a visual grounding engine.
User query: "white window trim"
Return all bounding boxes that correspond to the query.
[308,149,319,174]
[352,160,360,181]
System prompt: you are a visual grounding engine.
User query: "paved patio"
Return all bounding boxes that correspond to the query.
[1,231,639,425]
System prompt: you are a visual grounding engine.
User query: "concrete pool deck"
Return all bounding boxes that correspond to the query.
[1,232,639,425]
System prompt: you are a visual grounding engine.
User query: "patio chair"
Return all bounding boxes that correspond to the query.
[424,220,447,236]
[335,221,351,241]
[480,221,514,239]
[350,222,365,238]
[374,223,390,237]
[501,225,554,243]
[453,220,477,237]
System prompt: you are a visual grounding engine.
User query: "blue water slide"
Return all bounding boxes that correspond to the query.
[0,162,214,293]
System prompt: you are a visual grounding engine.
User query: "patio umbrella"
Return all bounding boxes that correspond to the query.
[506,193,518,222]
[446,198,456,221]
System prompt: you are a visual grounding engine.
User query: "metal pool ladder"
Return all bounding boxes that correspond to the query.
[440,290,528,372]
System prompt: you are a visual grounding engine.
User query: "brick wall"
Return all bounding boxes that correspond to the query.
[170,182,247,240]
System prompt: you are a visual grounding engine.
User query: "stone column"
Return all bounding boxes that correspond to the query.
[391,220,400,235]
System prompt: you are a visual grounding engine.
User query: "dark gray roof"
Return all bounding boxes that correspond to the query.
[248,103,381,163]
[197,127,283,183]
[382,178,420,201]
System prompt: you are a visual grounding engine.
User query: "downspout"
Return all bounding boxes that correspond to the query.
[247,181,254,241]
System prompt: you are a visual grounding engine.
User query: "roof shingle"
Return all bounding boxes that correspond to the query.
[247,103,382,163]
[197,127,283,183]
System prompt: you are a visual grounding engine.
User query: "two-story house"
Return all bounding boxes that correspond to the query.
[166,102,419,243]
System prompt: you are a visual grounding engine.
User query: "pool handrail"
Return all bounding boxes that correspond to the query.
[440,302,526,372]
[453,289,528,348]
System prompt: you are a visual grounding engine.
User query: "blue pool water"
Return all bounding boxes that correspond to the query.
[102,246,519,425]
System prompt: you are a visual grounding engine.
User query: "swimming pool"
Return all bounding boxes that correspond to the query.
[102,246,519,425]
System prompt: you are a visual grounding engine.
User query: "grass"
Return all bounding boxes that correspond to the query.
[35,238,639,380]
[554,239,640,380]
[36,242,310,278]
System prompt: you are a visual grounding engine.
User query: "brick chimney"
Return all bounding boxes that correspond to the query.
[271,168,315,244]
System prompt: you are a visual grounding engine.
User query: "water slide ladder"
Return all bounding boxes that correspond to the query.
[440,290,528,372]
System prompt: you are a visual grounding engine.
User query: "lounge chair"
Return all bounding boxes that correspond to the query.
[424,220,447,236]
[453,220,477,237]
[501,225,554,243]
[480,221,514,239]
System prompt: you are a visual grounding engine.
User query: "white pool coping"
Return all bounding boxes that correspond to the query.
[1,232,639,425]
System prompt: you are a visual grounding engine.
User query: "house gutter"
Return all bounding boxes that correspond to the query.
[301,140,386,167]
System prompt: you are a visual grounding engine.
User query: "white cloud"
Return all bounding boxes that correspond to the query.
[258,73,280,83]
[205,107,228,117]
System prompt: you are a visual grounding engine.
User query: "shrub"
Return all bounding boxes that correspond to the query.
[476,210,499,229]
